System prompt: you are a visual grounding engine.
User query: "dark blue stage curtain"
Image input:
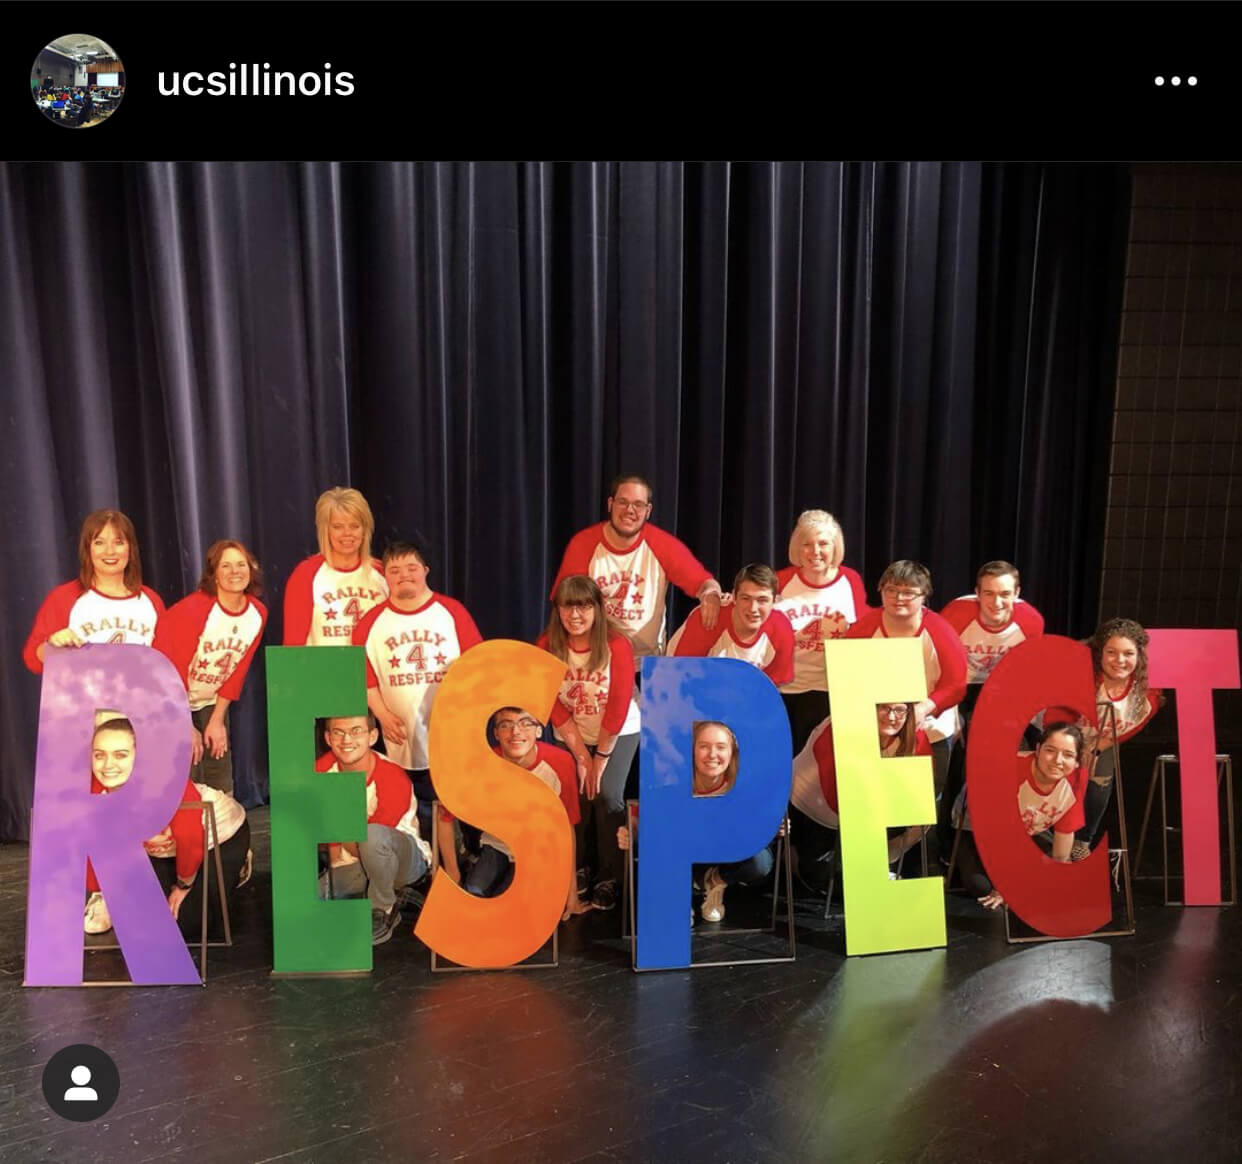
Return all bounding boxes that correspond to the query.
[0,162,1128,840]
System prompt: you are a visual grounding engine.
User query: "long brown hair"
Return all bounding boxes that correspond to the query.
[198,539,264,598]
[878,702,919,755]
[77,509,142,593]
[545,575,611,673]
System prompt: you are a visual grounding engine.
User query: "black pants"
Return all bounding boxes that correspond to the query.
[1076,748,1117,846]
[151,819,250,941]
[781,691,831,755]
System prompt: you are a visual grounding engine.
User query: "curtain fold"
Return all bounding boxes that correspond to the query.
[0,160,1128,840]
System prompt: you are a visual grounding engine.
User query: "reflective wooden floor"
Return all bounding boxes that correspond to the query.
[2,742,1240,1162]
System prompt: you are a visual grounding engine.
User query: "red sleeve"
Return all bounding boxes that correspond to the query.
[776,566,797,592]
[172,778,207,881]
[642,524,714,598]
[844,608,883,640]
[812,721,838,815]
[922,610,968,714]
[218,597,269,701]
[22,581,82,675]
[937,597,977,636]
[550,526,603,598]
[538,742,581,826]
[352,602,387,688]
[670,608,720,657]
[761,610,796,686]
[153,592,208,691]
[601,634,636,734]
[282,555,321,645]
[369,757,414,828]
[440,596,483,651]
[1013,602,1045,637]
[914,730,932,756]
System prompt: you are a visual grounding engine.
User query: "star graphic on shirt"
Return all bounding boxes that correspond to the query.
[388,655,401,669]
[435,652,447,666]
[630,590,644,605]
[324,607,338,620]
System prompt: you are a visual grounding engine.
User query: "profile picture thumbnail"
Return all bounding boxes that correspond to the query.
[31,34,125,128]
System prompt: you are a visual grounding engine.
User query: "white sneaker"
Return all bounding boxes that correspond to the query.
[84,891,113,934]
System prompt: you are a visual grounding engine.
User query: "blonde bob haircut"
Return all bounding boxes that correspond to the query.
[314,487,377,568]
[787,509,845,571]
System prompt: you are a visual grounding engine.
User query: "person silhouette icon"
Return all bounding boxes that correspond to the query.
[63,1065,98,1102]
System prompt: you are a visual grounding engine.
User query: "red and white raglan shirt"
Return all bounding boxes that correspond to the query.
[1048,676,1162,754]
[775,565,868,693]
[955,753,1087,836]
[353,594,483,770]
[282,554,388,646]
[550,523,715,661]
[153,590,268,712]
[667,606,796,686]
[442,742,581,859]
[536,630,640,747]
[322,751,431,869]
[845,609,968,743]
[23,580,165,674]
[939,595,1045,686]
[791,717,932,828]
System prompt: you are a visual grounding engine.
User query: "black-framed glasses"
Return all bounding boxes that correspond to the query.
[495,717,539,733]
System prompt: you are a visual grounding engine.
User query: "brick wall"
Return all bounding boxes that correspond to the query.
[1102,163,1242,744]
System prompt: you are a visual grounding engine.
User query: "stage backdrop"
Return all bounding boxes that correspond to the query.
[0,162,1128,839]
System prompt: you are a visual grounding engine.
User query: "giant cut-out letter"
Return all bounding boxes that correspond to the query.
[1146,629,1240,905]
[967,635,1110,936]
[416,640,572,967]
[26,645,199,985]
[267,646,370,973]
[635,657,791,970]
[824,638,943,955]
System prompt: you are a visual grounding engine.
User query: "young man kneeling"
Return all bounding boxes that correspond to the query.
[320,714,432,945]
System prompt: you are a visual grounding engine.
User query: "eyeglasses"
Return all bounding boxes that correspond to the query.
[495,717,539,734]
[881,587,924,601]
[612,499,651,512]
[328,726,370,741]
[878,705,909,719]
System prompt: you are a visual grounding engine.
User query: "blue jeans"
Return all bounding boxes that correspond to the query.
[695,842,776,887]
[320,823,428,912]
[463,844,515,897]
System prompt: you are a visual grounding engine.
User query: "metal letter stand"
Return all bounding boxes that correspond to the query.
[86,800,233,985]
[428,803,558,973]
[1133,754,1236,906]
[622,802,796,969]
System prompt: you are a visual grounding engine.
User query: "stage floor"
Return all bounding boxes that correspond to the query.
[3,759,1241,1162]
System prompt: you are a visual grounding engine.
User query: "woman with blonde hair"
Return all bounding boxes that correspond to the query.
[283,487,388,645]
[538,574,640,911]
[776,509,868,750]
